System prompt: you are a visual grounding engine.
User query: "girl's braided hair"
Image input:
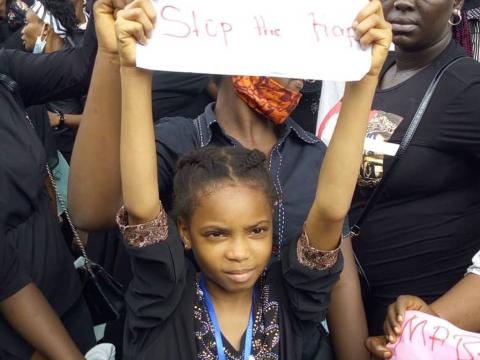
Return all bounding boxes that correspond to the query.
[173,146,276,222]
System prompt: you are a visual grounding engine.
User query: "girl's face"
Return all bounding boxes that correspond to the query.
[178,183,273,294]
[381,0,461,51]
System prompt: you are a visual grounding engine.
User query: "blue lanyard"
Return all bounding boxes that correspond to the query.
[199,276,255,360]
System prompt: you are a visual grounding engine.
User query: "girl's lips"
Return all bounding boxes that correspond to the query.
[223,269,256,283]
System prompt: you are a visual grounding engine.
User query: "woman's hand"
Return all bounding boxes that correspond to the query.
[94,0,127,54]
[365,295,437,359]
[352,0,392,78]
[115,0,156,67]
[365,335,392,359]
[383,295,437,343]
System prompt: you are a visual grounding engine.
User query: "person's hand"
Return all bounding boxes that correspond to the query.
[383,295,437,344]
[365,336,392,359]
[94,0,128,54]
[115,0,156,67]
[352,0,392,78]
[47,111,60,127]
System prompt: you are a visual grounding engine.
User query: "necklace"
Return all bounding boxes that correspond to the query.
[199,276,255,360]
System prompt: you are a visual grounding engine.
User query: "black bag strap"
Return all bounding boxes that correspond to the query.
[350,55,467,238]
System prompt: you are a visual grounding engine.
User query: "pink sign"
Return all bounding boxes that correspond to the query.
[388,311,480,360]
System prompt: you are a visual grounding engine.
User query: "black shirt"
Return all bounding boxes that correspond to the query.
[0,17,96,357]
[350,41,480,335]
[151,72,213,120]
[0,224,30,302]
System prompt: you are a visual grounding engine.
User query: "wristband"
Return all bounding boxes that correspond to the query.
[53,110,65,130]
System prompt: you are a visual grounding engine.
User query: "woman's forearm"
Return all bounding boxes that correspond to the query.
[69,51,123,231]
[328,237,370,360]
[0,284,84,360]
[430,274,480,332]
[120,66,159,225]
[306,76,378,251]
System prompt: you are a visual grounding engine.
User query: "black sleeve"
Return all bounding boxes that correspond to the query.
[0,14,97,107]
[434,62,480,160]
[124,218,187,339]
[281,239,343,323]
[0,227,31,302]
[154,117,198,212]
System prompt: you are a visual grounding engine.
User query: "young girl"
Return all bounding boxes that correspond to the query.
[113,0,391,358]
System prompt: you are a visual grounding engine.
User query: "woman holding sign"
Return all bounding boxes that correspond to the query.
[111,1,391,359]
[366,250,480,359]
[69,0,390,358]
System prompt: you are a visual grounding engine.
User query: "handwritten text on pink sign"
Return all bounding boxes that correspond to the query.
[388,311,480,360]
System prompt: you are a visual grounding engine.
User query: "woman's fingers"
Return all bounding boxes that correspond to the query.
[385,303,401,342]
[117,7,154,41]
[352,0,392,77]
[114,0,157,66]
[125,0,156,26]
[365,336,393,359]
[354,0,384,24]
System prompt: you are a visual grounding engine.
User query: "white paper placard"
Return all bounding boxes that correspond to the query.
[136,0,371,81]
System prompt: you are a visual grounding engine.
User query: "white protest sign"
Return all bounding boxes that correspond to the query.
[388,311,480,360]
[136,0,371,81]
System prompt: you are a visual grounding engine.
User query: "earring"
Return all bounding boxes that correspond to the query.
[449,9,462,26]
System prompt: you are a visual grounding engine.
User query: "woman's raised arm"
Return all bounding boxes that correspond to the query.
[69,0,126,230]
[305,0,391,250]
[115,0,159,224]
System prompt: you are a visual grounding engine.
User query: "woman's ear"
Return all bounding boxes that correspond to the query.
[176,217,192,250]
[41,23,51,40]
[454,0,465,11]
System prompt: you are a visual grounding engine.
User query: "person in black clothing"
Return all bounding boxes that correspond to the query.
[21,0,82,163]
[0,224,84,360]
[0,12,96,358]
[104,0,391,358]
[346,0,480,339]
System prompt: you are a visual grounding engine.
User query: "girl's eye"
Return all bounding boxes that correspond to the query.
[251,227,268,236]
[206,231,226,238]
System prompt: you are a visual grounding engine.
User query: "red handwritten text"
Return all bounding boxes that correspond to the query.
[309,12,356,47]
[160,5,233,46]
[253,16,281,37]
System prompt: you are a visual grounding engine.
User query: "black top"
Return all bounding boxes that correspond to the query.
[154,103,349,257]
[0,223,30,302]
[350,41,480,335]
[151,72,213,120]
[122,218,343,360]
[0,18,97,357]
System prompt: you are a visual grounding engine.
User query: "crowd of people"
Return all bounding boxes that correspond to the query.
[0,0,479,359]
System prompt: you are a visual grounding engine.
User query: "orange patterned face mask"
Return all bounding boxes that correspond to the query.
[232,76,302,125]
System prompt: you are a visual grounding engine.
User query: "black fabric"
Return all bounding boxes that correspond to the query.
[291,90,321,134]
[0,16,97,357]
[26,104,59,169]
[151,72,213,120]
[0,224,30,302]
[48,98,82,163]
[465,0,480,11]
[0,28,23,50]
[47,33,86,163]
[123,220,343,359]
[350,41,480,335]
